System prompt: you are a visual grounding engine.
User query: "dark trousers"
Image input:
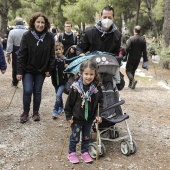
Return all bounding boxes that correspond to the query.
[69,121,93,154]
[126,60,140,85]
[12,46,20,85]
[22,73,45,113]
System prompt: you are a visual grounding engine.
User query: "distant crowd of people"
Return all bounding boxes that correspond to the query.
[0,5,148,164]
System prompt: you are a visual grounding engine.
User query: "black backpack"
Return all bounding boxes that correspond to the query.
[59,32,77,45]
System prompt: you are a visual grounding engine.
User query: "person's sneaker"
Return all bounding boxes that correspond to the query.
[52,110,58,119]
[20,112,29,123]
[58,107,64,114]
[67,152,79,164]
[131,80,137,89]
[81,152,93,163]
[32,111,40,121]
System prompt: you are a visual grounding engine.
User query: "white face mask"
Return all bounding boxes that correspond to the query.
[101,18,113,29]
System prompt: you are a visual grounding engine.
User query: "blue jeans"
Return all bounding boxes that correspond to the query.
[22,73,45,113]
[54,85,65,111]
[69,121,93,154]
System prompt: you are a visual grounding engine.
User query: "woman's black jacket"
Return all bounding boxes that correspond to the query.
[17,31,55,75]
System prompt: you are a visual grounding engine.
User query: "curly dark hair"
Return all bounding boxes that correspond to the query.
[75,60,101,86]
[28,12,50,32]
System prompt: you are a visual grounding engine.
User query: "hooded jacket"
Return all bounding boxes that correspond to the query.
[76,21,121,56]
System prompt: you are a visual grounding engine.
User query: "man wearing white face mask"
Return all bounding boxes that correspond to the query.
[76,6,121,56]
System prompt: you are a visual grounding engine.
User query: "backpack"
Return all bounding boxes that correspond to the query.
[59,32,77,45]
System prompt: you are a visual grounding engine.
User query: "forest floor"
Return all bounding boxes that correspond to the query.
[0,61,170,170]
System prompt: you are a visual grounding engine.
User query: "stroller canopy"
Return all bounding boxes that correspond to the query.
[64,51,119,75]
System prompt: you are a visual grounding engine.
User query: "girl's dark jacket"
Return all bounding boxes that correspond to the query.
[64,84,103,125]
[51,56,68,87]
[17,31,55,75]
[76,26,121,56]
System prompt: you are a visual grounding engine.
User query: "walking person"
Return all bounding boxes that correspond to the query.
[76,6,121,56]
[2,34,8,51]
[76,5,125,90]
[6,17,27,87]
[58,21,77,56]
[0,44,7,74]
[125,25,148,89]
[64,60,103,164]
[51,42,68,119]
[17,12,55,123]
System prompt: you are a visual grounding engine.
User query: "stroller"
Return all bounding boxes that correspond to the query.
[64,52,137,157]
[88,54,137,158]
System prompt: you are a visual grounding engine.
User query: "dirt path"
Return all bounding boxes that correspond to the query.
[0,61,170,170]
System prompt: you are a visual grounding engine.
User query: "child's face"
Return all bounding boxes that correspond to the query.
[55,46,64,57]
[82,67,95,85]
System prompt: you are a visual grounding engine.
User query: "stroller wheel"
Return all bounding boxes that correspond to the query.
[130,140,137,154]
[89,143,97,159]
[89,142,106,158]
[101,142,106,156]
[120,140,131,156]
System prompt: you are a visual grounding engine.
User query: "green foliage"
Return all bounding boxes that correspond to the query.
[0,0,169,52]
[62,0,97,27]
[152,0,164,21]
[146,36,170,69]
[158,45,170,69]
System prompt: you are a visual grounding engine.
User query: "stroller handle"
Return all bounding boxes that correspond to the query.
[101,100,125,113]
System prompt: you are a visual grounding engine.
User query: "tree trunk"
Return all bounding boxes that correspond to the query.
[82,22,85,32]
[135,0,141,25]
[163,0,170,46]
[145,0,158,38]
[0,12,8,38]
[0,1,8,38]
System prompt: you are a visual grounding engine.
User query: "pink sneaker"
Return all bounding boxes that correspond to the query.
[67,152,79,164]
[81,152,93,163]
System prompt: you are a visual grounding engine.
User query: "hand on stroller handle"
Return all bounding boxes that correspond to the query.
[96,116,102,124]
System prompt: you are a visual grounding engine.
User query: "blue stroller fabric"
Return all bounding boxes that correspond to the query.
[64,51,117,75]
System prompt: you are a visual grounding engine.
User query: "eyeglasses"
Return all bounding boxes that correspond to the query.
[65,26,71,28]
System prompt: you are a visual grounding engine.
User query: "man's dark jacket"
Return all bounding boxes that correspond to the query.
[126,34,148,62]
[76,26,121,56]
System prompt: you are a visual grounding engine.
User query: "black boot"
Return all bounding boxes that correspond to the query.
[131,79,137,89]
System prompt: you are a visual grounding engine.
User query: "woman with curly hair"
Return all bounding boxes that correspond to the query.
[17,12,55,123]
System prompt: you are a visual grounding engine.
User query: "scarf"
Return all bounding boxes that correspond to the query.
[95,20,117,37]
[71,77,98,120]
[31,30,46,46]
[15,25,25,29]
